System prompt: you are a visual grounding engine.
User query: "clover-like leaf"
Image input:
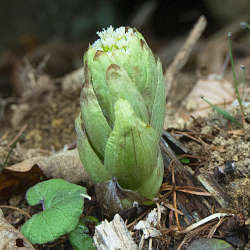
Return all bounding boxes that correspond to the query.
[21,179,88,244]
[187,238,234,250]
[68,216,99,250]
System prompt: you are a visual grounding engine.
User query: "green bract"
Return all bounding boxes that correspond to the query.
[76,26,166,200]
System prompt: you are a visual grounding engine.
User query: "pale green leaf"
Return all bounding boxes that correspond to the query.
[104,99,159,194]
[75,115,111,183]
[80,67,112,156]
[106,64,149,124]
[21,179,87,244]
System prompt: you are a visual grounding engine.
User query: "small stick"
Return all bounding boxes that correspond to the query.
[165,16,207,96]
[6,124,27,148]
[207,216,225,238]
[0,205,31,219]
[171,161,181,231]
[2,124,27,168]
[156,202,161,227]
[127,211,148,229]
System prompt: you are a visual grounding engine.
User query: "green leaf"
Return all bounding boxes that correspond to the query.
[187,238,234,250]
[75,114,111,183]
[21,179,88,244]
[69,217,98,250]
[180,158,190,164]
[201,97,240,125]
[150,59,166,138]
[104,99,162,197]
[80,66,112,156]
[106,64,150,124]
[85,50,115,123]
[136,153,164,200]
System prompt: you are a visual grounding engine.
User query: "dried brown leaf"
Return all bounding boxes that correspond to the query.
[5,149,91,184]
[0,209,34,249]
[183,77,234,117]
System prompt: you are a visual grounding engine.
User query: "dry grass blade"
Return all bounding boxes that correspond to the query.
[127,211,148,229]
[161,184,212,196]
[162,202,184,215]
[179,213,232,234]
[207,217,226,238]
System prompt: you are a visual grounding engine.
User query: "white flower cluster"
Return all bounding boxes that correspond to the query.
[92,26,134,55]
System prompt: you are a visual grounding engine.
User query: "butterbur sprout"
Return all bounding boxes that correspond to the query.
[76,26,166,201]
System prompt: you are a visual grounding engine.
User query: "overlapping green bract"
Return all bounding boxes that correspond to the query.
[76,26,166,200]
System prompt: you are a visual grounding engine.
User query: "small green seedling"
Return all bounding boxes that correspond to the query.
[21,179,90,244]
[240,64,247,102]
[69,216,99,250]
[201,96,240,125]
[180,158,190,164]
[228,32,245,126]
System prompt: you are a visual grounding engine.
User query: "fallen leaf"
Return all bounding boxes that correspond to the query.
[5,149,91,184]
[183,77,234,117]
[134,207,165,239]
[37,149,90,184]
[187,238,234,250]
[0,208,34,249]
[0,165,43,199]
[61,67,84,93]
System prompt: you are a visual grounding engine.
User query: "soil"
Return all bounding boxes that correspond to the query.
[183,106,250,216]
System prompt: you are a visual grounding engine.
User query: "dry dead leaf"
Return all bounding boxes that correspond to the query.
[134,207,165,239]
[0,165,43,199]
[183,77,235,117]
[0,209,34,250]
[5,149,91,185]
[37,149,90,184]
[61,67,84,93]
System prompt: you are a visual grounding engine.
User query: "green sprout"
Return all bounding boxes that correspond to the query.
[240,64,247,102]
[75,26,166,201]
[227,32,245,126]
[201,96,240,125]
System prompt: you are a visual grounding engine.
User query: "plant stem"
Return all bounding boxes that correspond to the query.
[227,32,245,127]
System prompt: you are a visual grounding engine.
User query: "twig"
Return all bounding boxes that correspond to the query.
[164,16,207,97]
[156,202,161,228]
[130,1,156,29]
[171,161,181,231]
[177,221,215,250]
[139,234,145,250]
[161,184,212,196]
[2,124,27,168]
[127,211,148,229]
[6,124,27,148]
[0,205,31,219]
[175,131,209,148]
[207,216,225,238]
[149,238,152,250]
[162,202,184,215]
